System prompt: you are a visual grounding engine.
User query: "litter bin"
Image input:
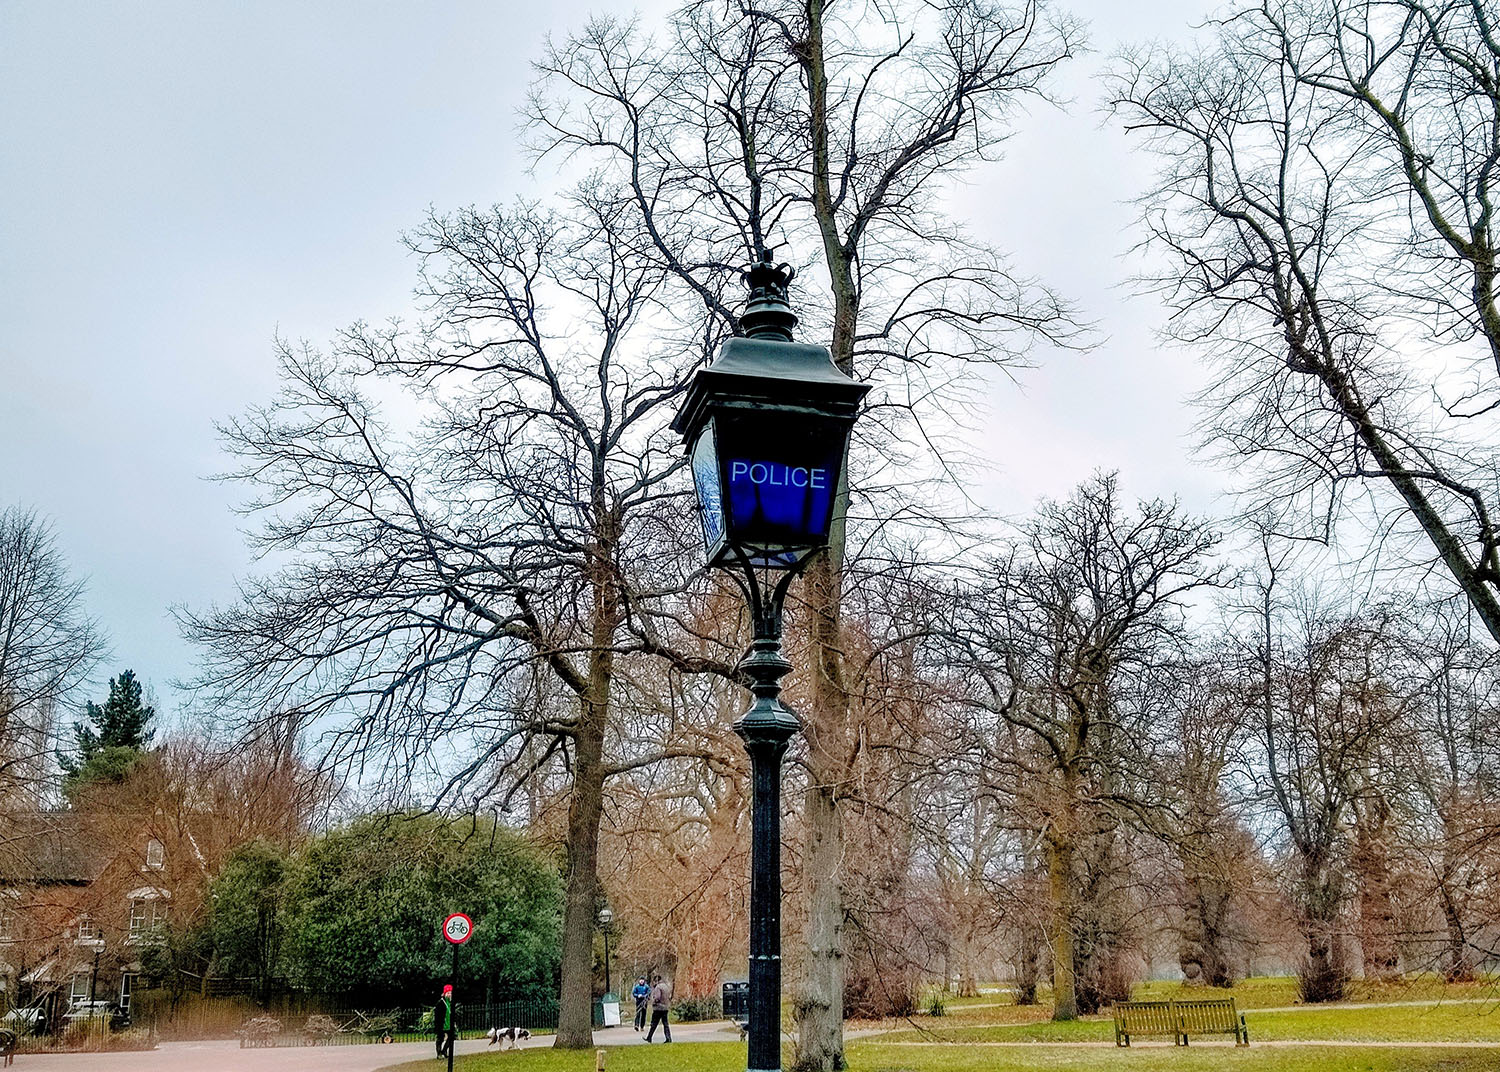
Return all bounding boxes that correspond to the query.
[722,980,749,1021]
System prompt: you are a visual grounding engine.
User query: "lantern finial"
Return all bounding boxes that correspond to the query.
[739,260,798,341]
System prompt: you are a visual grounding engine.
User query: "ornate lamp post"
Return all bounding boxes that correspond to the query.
[85,938,105,1004]
[598,905,614,998]
[672,259,868,1072]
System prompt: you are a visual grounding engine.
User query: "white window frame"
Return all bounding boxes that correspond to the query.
[76,918,100,941]
[70,973,89,1004]
[144,839,164,870]
[119,971,137,1014]
[127,898,165,940]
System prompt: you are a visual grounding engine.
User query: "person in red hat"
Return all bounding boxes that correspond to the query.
[434,984,458,1059]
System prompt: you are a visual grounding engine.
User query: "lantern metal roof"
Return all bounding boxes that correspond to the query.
[670,262,868,442]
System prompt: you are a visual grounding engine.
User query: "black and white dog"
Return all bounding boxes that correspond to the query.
[487,1026,532,1050]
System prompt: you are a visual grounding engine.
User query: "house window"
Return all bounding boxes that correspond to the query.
[0,905,12,941]
[70,973,89,1004]
[119,972,137,1015]
[77,918,100,941]
[145,839,164,870]
[128,898,164,939]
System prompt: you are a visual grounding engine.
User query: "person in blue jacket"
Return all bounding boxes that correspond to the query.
[631,977,651,1031]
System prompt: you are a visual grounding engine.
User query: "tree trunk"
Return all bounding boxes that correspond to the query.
[1313,359,1500,645]
[1179,855,1235,988]
[1014,928,1039,1005]
[793,0,862,1063]
[1044,825,1077,1021]
[1437,855,1474,982]
[556,522,618,1048]
[795,756,846,1071]
[1296,856,1347,1003]
[1352,819,1400,982]
[555,721,606,1047]
[794,488,853,1069]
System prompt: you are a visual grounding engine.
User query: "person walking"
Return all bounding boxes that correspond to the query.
[434,984,458,1060]
[644,974,672,1043]
[631,977,651,1031]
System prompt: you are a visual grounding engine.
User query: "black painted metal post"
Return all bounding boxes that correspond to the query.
[448,943,459,1072]
[603,924,612,997]
[734,599,798,1072]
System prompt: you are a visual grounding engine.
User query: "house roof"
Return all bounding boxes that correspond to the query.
[0,814,114,886]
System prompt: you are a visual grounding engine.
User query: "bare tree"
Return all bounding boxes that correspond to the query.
[1228,543,1412,1001]
[1389,601,1500,979]
[0,506,103,814]
[945,472,1220,1019]
[1110,0,1500,645]
[181,194,741,1047]
[531,4,1084,1063]
[1146,655,1263,988]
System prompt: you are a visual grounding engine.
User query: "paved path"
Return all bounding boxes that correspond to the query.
[15,1020,745,1072]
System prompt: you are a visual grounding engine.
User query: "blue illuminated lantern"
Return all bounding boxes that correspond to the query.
[673,261,870,570]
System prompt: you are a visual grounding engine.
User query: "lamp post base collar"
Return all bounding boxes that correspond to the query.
[734,706,800,741]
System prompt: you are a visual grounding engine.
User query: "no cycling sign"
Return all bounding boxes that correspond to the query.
[443,912,473,945]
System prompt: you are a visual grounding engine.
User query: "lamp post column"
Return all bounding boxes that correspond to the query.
[735,611,798,1072]
[603,924,612,996]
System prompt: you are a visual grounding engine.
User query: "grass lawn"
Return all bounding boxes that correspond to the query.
[1131,974,1499,1010]
[1132,976,1298,1008]
[880,1000,1500,1044]
[380,1038,1500,1072]
[854,1040,1500,1071]
[913,1002,1058,1026]
[381,977,1500,1072]
[920,975,1499,1015]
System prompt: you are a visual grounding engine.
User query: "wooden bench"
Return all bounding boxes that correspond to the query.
[1113,1001,1180,1046]
[1175,998,1249,1046]
[1113,997,1248,1046]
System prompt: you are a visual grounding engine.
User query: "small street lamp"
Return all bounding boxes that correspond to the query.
[598,905,614,998]
[672,259,868,1072]
[85,938,105,1004]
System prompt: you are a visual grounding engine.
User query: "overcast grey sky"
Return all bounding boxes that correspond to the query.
[1,0,1221,719]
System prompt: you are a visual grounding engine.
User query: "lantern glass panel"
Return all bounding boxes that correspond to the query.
[690,423,726,555]
[713,410,847,563]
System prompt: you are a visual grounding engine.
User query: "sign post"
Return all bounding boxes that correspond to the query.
[442,913,473,1072]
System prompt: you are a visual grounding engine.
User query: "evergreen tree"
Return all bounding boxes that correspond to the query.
[60,669,156,790]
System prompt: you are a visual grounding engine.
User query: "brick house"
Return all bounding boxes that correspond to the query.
[0,812,190,1029]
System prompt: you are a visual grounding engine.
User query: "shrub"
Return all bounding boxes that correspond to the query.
[926,994,946,1017]
[105,1028,156,1051]
[843,974,916,1019]
[1297,955,1350,1004]
[671,996,722,1022]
